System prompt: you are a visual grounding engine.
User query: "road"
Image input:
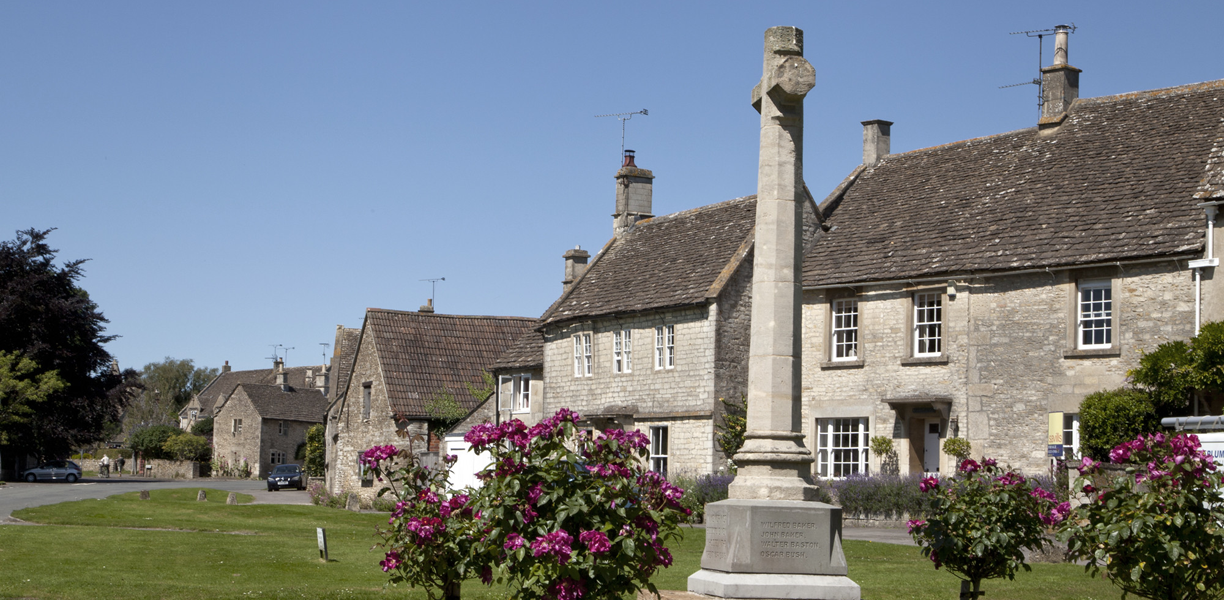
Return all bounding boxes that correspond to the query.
[0,476,311,522]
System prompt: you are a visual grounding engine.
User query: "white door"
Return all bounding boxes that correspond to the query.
[924,421,941,473]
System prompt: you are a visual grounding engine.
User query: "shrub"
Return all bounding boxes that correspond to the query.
[942,437,972,461]
[162,433,210,461]
[1059,433,1224,599]
[1079,388,1159,461]
[871,436,900,475]
[673,473,733,522]
[909,458,1058,599]
[304,423,325,477]
[830,473,926,520]
[128,425,180,460]
[189,417,214,436]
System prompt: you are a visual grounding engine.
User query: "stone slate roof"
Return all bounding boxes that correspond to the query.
[366,309,536,418]
[803,79,1224,287]
[330,327,361,403]
[236,384,328,423]
[491,327,544,371]
[540,197,757,326]
[195,365,324,416]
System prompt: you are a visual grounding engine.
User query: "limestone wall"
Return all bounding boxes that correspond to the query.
[713,251,753,468]
[213,392,265,478]
[803,261,1194,476]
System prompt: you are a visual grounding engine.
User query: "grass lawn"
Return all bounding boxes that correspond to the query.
[2,490,1120,599]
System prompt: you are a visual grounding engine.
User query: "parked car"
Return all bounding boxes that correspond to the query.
[21,460,83,483]
[266,464,305,491]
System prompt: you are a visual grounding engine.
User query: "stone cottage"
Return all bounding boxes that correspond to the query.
[326,308,535,497]
[178,359,329,431]
[211,364,329,478]
[532,151,822,478]
[323,325,361,484]
[800,31,1224,477]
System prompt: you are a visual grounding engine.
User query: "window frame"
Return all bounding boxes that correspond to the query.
[232,418,243,435]
[1063,413,1081,458]
[666,325,675,368]
[278,420,287,436]
[270,450,285,465]
[361,382,372,420]
[649,426,669,476]
[816,417,870,478]
[655,326,665,369]
[830,298,860,362]
[913,292,943,357]
[498,373,531,413]
[613,329,632,374]
[1077,280,1113,350]
[573,333,593,377]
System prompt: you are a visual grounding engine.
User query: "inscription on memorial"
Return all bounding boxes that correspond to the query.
[699,500,845,575]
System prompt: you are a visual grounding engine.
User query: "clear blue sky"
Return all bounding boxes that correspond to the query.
[3,2,1221,373]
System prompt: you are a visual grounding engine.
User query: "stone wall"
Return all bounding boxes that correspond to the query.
[213,391,265,478]
[258,417,316,477]
[712,252,753,468]
[633,416,717,477]
[803,261,1194,476]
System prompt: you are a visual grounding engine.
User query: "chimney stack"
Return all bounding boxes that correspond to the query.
[419,298,435,313]
[1040,24,1080,128]
[274,359,288,391]
[562,245,590,293]
[861,120,892,166]
[315,365,330,396]
[222,360,231,373]
[613,150,654,237]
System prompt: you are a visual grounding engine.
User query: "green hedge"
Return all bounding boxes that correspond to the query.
[1079,387,1159,462]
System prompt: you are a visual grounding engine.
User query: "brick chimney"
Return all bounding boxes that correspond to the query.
[613,150,654,237]
[221,360,231,373]
[1039,25,1080,129]
[419,298,435,313]
[861,120,892,166]
[562,245,590,293]
[274,359,289,391]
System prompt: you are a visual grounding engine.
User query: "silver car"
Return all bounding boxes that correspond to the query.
[21,460,82,483]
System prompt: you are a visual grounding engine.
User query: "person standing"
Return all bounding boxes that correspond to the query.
[99,454,110,478]
[116,456,125,477]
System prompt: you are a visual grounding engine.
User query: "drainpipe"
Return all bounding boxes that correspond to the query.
[1190,202,1223,334]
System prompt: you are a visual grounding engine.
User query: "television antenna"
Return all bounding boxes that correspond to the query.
[420,277,445,306]
[1000,24,1076,115]
[267,344,282,362]
[595,109,648,157]
[320,342,330,364]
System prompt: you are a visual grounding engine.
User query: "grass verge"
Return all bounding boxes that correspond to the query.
[3,490,1119,599]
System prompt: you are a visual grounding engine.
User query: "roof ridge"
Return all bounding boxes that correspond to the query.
[1076,78,1224,106]
[638,195,756,226]
[366,308,535,321]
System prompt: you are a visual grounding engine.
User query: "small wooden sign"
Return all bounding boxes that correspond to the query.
[317,528,329,561]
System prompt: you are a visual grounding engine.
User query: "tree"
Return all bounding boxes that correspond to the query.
[715,395,746,471]
[304,423,325,477]
[162,432,210,462]
[0,228,140,462]
[189,417,213,436]
[1130,321,1224,417]
[124,357,218,433]
[128,425,180,460]
[425,389,469,435]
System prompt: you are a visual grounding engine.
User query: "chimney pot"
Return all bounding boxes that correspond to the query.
[622,149,637,168]
[1053,24,1070,66]
[1039,25,1081,128]
[562,246,591,293]
[419,298,435,313]
[861,120,893,166]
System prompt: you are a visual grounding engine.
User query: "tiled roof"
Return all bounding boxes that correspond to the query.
[198,365,325,415]
[366,310,536,418]
[803,79,1224,287]
[237,384,328,423]
[330,327,361,403]
[540,197,757,325]
[491,327,544,371]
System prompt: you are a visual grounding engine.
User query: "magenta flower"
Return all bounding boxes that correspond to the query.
[918,476,939,493]
[958,459,980,474]
[1030,487,1056,503]
[405,516,445,541]
[504,532,526,551]
[361,445,399,468]
[380,550,401,572]
[1077,456,1101,475]
[548,577,587,600]
[527,482,543,505]
[906,519,927,534]
[982,457,998,468]
[531,530,574,565]
[1110,445,1131,463]
[480,565,493,585]
[579,530,611,554]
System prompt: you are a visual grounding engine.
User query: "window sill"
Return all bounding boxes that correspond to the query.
[821,359,865,370]
[1063,347,1121,359]
[901,355,949,366]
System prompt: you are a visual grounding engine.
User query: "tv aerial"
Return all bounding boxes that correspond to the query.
[420,277,445,306]
[1000,24,1077,114]
[595,109,648,158]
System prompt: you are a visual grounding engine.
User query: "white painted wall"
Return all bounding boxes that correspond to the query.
[443,434,492,490]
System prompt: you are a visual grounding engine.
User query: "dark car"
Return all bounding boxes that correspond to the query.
[266,464,305,491]
[21,460,83,483]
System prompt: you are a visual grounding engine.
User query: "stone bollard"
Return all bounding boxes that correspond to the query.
[197,490,207,502]
[345,493,361,512]
[139,490,150,500]
[226,492,237,505]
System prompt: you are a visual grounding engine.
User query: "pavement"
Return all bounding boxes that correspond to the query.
[0,476,309,522]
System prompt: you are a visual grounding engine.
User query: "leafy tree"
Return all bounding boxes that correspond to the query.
[0,228,141,461]
[1080,388,1159,462]
[189,417,213,436]
[1130,321,1224,418]
[162,432,210,461]
[0,352,67,476]
[715,395,746,470]
[425,389,469,435]
[304,423,325,477]
[125,357,218,433]
[128,425,180,460]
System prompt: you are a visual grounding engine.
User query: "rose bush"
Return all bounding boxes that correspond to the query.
[1059,432,1224,600]
[365,447,480,600]
[908,458,1058,599]
[366,408,689,600]
[465,408,688,600]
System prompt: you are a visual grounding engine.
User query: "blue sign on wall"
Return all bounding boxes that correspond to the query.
[1047,444,1064,457]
